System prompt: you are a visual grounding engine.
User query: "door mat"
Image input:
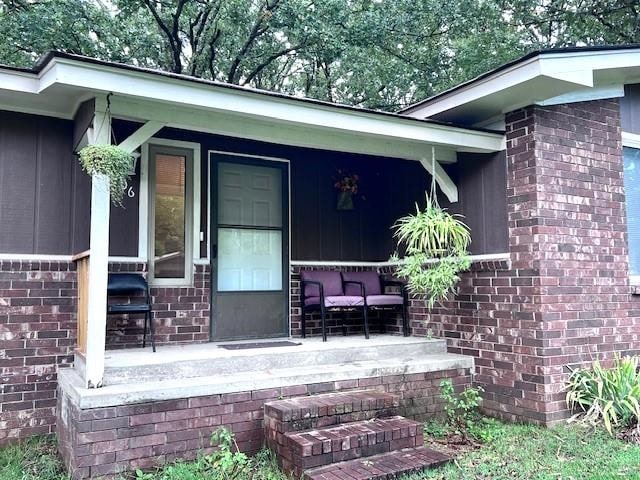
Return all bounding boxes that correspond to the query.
[218,341,301,350]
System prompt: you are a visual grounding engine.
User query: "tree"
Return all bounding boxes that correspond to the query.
[0,0,638,111]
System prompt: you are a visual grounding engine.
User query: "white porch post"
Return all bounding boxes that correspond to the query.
[83,99,111,388]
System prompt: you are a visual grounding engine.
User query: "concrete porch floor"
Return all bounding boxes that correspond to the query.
[105,335,440,368]
[58,335,473,410]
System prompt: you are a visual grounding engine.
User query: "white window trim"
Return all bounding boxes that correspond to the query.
[622,131,640,150]
[140,138,201,286]
[622,132,640,286]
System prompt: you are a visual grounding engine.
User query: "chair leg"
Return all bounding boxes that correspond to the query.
[401,303,409,337]
[342,312,348,336]
[363,305,370,340]
[320,304,327,342]
[142,312,148,348]
[301,305,306,338]
[149,311,156,352]
[381,309,387,334]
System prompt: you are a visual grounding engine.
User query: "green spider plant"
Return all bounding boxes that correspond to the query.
[391,194,471,307]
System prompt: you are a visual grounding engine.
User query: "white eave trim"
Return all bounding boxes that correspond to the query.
[405,47,640,119]
[0,57,504,153]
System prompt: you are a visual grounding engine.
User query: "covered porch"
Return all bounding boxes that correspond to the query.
[62,51,504,390]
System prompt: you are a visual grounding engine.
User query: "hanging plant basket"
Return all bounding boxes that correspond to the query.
[78,144,135,206]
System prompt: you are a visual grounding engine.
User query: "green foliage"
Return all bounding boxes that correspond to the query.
[393,196,471,256]
[0,437,68,480]
[566,355,640,435]
[78,144,134,206]
[206,427,251,479]
[392,195,471,307]
[132,428,288,480]
[440,379,484,441]
[2,1,639,111]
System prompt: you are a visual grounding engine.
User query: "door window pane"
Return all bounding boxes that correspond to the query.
[624,147,640,276]
[217,229,282,291]
[154,154,186,278]
[218,163,282,227]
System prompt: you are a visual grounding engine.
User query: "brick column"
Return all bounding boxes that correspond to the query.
[504,99,639,423]
[411,99,640,425]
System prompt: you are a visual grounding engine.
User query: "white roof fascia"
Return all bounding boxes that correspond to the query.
[406,47,640,120]
[536,84,625,106]
[403,56,544,119]
[39,57,504,153]
[0,69,39,93]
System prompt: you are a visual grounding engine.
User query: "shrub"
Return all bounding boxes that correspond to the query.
[566,356,640,435]
[440,379,484,441]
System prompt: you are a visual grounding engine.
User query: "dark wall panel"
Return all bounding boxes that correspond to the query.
[111,121,507,262]
[0,111,76,255]
[109,120,142,256]
[35,120,72,254]
[70,159,90,253]
[73,99,94,150]
[449,151,508,255]
[621,84,640,134]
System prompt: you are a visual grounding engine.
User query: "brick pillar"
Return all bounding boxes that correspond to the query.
[505,99,639,423]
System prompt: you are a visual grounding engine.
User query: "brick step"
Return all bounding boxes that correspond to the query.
[303,446,450,480]
[265,390,398,433]
[281,416,423,477]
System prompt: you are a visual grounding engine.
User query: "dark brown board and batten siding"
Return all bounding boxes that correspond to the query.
[0,110,85,255]
[446,151,508,255]
[621,84,640,134]
[112,122,508,261]
[0,112,508,258]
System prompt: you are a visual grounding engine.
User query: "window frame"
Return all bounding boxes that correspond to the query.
[142,139,201,287]
[622,132,640,286]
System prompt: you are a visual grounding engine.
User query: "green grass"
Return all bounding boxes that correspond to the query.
[0,436,68,480]
[416,419,640,480]
[2,421,639,480]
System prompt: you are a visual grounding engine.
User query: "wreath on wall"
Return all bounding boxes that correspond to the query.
[333,169,359,210]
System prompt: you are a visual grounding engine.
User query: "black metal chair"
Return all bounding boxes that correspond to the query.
[106,273,155,352]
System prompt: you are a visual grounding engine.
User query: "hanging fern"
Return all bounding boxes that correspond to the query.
[392,194,471,308]
[78,145,134,206]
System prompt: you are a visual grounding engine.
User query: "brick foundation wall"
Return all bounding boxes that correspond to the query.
[57,368,471,479]
[290,265,404,338]
[410,99,640,424]
[106,263,210,349]
[0,260,76,445]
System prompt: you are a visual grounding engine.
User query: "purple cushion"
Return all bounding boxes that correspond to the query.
[300,270,343,298]
[304,296,321,307]
[342,271,382,296]
[366,294,404,306]
[325,295,364,307]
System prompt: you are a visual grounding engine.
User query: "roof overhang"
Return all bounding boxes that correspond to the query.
[0,53,504,155]
[402,46,640,125]
[0,53,507,203]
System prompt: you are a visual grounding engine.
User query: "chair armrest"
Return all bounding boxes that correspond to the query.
[301,279,325,299]
[343,280,366,297]
[381,279,408,297]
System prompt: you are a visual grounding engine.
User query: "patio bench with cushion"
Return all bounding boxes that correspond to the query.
[341,271,409,337]
[299,270,409,341]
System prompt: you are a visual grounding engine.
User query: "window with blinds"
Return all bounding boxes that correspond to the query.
[623,147,640,276]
